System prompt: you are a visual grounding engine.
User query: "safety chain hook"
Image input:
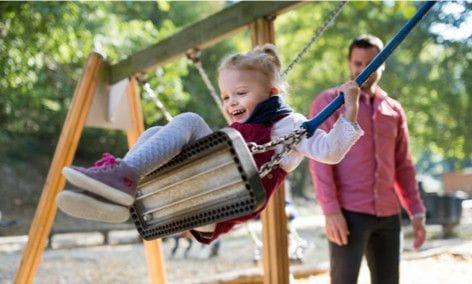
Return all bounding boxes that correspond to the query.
[250,128,307,177]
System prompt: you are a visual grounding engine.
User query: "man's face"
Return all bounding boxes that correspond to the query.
[348,47,384,90]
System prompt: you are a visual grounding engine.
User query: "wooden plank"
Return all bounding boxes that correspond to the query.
[110,1,303,83]
[126,78,145,144]
[143,240,168,284]
[260,185,290,284]
[85,78,133,130]
[126,78,168,284]
[14,53,105,284]
[250,18,290,284]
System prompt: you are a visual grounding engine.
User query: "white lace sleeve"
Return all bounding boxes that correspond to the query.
[296,115,364,164]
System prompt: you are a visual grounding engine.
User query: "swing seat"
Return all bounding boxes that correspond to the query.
[131,127,266,240]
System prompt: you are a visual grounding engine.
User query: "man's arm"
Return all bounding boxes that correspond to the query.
[393,105,426,216]
[393,104,426,248]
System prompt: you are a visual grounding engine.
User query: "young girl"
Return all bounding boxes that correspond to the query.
[57,44,363,243]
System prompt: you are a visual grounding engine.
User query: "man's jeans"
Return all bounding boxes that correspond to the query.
[329,209,401,284]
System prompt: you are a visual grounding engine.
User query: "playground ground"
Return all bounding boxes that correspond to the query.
[1,203,472,284]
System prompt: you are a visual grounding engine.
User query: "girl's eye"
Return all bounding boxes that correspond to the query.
[237,91,246,96]
[222,96,229,101]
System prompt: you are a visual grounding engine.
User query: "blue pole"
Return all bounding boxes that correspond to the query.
[302,1,436,137]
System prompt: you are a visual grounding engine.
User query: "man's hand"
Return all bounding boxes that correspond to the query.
[325,213,349,246]
[412,215,426,249]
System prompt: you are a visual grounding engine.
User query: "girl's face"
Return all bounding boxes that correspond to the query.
[218,68,275,123]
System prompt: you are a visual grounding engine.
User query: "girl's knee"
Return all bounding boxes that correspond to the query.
[174,112,206,126]
[175,112,202,120]
[143,125,163,135]
[173,112,211,138]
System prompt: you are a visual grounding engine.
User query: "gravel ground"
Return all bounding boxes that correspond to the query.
[2,162,472,283]
[2,213,472,284]
[0,216,326,284]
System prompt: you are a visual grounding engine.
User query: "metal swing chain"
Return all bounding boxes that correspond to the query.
[250,128,307,178]
[187,1,347,177]
[186,49,229,123]
[282,0,347,77]
[135,74,173,122]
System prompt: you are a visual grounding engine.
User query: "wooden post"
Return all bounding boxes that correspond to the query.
[14,53,104,284]
[126,78,167,284]
[250,18,290,284]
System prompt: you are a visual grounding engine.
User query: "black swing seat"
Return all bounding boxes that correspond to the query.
[130,127,266,240]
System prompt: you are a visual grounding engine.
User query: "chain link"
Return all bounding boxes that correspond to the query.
[186,49,231,124]
[253,128,307,178]
[135,74,173,122]
[282,1,348,77]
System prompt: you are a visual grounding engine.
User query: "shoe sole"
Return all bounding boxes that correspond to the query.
[62,167,134,206]
[56,191,130,223]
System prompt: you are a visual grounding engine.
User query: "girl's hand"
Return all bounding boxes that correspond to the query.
[339,81,360,123]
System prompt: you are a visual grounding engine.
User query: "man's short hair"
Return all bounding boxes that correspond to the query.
[348,34,384,59]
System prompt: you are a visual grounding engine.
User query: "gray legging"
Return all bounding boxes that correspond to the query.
[123,112,212,179]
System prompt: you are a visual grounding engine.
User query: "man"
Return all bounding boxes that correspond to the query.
[308,34,426,284]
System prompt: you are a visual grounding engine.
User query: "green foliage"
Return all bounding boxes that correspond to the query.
[276,1,470,174]
[0,1,225,160]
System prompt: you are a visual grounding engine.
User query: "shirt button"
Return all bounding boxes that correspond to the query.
[267,174,273,179]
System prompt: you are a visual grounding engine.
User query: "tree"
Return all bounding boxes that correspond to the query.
[0,1,226,159]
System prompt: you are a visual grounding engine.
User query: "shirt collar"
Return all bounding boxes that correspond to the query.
[245,95,293,124]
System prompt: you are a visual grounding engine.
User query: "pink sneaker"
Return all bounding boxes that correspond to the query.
[56,188,130,223]
[62,153,138,206]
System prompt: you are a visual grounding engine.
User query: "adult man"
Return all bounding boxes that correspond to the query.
[308,34,426,284]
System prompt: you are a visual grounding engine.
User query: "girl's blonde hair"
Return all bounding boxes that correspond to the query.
[218,44,288,95]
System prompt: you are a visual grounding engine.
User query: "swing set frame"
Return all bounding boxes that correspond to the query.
[14,1,435,284]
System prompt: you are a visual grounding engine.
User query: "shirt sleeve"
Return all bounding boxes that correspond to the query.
[393,105,426,218]
[297,115,364,164]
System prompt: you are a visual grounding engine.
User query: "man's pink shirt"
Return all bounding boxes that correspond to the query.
[309,86,425,218]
